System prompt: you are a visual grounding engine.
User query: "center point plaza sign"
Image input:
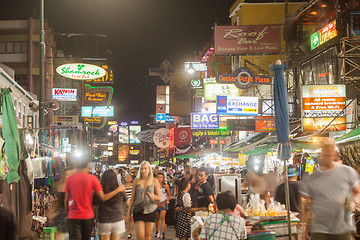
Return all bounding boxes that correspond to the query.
[56,63,106,80]
[216,67,271,90]
[217,96,258,116]
[214,25,281,55]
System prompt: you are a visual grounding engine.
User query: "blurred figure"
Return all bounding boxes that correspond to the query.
[193,192,247,240]
[182,165,191,179]
[301,138,360,240]
[275,165,302,213]
[123,174,134,239]
[0,180,17,240]
[155,172,171,239]
[93,170,128,240]
[127,161,161,240]
[175,178,192,240]
[197,167,214,208]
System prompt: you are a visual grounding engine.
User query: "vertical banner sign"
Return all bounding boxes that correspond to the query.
[302,85,346,131]
[191,113,219,129]
[174,127,192,146]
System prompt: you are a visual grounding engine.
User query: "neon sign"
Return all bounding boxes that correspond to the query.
[311,19,337,50]
[56,63,106,80]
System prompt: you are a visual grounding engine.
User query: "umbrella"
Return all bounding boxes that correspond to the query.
[270,61,292,237]
[2,88,21,183]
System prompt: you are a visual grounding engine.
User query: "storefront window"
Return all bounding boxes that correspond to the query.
[311,54,327,85]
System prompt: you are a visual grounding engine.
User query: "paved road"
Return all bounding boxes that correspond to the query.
[122,224,177,240]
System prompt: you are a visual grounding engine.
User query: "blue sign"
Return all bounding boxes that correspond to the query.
[217,96,258,116]
[166,116,175,123]
[156,113,166,122]
[191,113,219,129]
[81,106,114,117]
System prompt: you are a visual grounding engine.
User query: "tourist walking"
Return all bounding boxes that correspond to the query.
[124,174,134,239]
[155,172,171,239]
[127,161,161,240]
[175,178,192,240]
[93,169,128,240]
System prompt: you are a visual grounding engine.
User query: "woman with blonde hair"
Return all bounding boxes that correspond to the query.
[127,161,161,240]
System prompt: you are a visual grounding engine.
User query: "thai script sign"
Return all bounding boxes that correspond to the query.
[216,67,271,89]
[56,63,106,80]
[217,96,258,116]
[311,19,337,50]
[214,25,281,55]
[191,113,219,129]
[52,88,77,101]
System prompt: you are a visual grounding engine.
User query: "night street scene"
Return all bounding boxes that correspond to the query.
[1,0,360,240]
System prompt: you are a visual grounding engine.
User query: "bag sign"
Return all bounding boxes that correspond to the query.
[191,113,219,129]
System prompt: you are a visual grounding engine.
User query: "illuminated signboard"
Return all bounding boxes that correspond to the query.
[119,126,129,144]
[52,88,77,101]
[311,19,337,50]
[204,84,239,101]
[129,126,141,144]
[118,145,129,161]
[216,67,271,89]
[81,106,114,117]
[217,96,258,116]
[84,84,113,105]
[56,63,106,80]
[86,65,114,83]
[191,113,219,129]
[254,116,275,132]
[303,117,346,132]
[184,62,207,72]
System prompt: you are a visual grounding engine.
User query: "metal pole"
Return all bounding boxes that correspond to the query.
[39,0,45,147]
[90,107,94,162]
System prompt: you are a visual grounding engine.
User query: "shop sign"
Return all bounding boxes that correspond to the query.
[191,130,232,137]
[311,19,337,50]
[136,129,156,143]
[109,125,118,133]
[108,121,117,125]
[255,116,275,132]
[81,106,114,117]
[84,91,109,103]
[156,104,166,113]
[85,65,114,83]
[216,67,271,89]
[52,88,77,101]
[196,89,205,97]
[191,113,219,129]
[119,126,129,144]
[156,113,166,123]
[56,63,106,80]
[217,96,258,116]
[184,62,207,72]
[226,118,255,131]
[190,79,203,89]
[174,127,192,146]
[165,116,175,123]
[84,117,102,124]
[129,126,141,144]
[302,85,346,118]
[302,117,346,132]
[84,84,113,105]
[214,25,281,55]
[129,145,140,155]
[153,128,171,148]
[203,78,216,84]
[53,115,78,123]
[204,84,239,101]
[118,145,129,160]
[209,139,218,145]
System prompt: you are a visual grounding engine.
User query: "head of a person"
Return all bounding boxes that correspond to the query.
[137,161,154,186]
[318,137,337,168]
[157,172,165,184]
[124,173,133,184]
[191,167,198,176]
[73,153,90,170]
[178,177,191,193]
[184,165,191,174]
[216,192,237,211]
[287,164,298,179]
[198,167,209,183]
[154,166,159,173]
[100,169,120,204]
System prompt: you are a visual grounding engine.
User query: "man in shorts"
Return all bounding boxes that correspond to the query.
[65,155,125,240]
[300,138,360,240]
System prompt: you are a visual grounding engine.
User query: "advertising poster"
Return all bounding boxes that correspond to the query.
[129,126,141,144]
[191,113,219,129]
[118,145,129,161]
[204,84,240,101]
[118,126,129,144]
[302,117,346,132]
[214,25,281,55]
[217,96,258,116]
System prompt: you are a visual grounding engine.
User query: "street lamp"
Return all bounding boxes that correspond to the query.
[186,63,196,74]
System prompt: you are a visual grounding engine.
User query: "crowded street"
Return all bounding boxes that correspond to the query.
[1,0,360,240]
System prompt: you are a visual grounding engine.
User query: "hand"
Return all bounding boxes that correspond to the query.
[192,225,202,240]
[118,185,125,192]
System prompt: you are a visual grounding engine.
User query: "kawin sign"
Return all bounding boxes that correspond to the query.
[56,63,107,80]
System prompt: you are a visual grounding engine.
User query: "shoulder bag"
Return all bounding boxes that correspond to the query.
[133,186,148,214]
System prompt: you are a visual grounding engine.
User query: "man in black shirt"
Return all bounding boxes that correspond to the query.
[275,165,302,213]
[197,167,214,208]
[0,180,17,240]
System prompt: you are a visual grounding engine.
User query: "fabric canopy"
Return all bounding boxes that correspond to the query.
[2,88,21,183]
[335,126,360,144]
[243,144,276,155]
[175,153,199,159]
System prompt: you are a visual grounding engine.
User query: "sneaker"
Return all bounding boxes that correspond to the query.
[161,233,165,239]
[127,234,132,239]
[155,231,160,238]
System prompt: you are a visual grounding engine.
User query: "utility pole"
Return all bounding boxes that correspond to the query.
[39,0,45,147]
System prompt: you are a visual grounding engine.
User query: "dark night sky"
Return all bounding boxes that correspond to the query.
[3,0,235,123]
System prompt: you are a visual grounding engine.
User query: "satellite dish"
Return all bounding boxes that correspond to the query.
[149,59,173,83]
[46,99,60,111]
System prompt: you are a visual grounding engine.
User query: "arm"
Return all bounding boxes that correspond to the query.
[64,192,69,213]
[352,183,360,209]
[96,185,125,202]
[208,195,214,205]
[127,180,137,216]
[147,178,161,202]
[165,184,171,204]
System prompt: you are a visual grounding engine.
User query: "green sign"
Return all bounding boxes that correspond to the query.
[56,63,107,80]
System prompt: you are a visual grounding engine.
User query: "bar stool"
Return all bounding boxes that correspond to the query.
[42,227,57,240]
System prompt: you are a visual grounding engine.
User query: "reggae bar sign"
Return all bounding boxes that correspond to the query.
[311,19,337,50]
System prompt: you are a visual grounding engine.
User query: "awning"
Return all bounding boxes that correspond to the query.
[335,125,360,144]
[243,144,276,155]
[175,153,200,159]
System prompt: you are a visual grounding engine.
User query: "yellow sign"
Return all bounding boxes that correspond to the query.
[86,65,113,83]
[238,154,247,166]
[108,121,118,125]
[84,117,102,124]
[85,92,107,102]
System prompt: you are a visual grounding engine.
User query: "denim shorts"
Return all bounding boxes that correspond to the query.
[97,220,126,235]
[156,203,168,211]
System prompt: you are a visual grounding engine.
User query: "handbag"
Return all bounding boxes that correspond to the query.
[133,186,148,214]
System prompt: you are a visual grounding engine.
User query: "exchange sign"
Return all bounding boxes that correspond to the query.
[217,96,258,116]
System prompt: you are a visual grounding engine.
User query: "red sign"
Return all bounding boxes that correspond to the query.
[302,97,345,112]
[219,139,225,145]
[174,127,192,146]
[214,25,281,55]
[209,139,218,145]
[255,116,275,132]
